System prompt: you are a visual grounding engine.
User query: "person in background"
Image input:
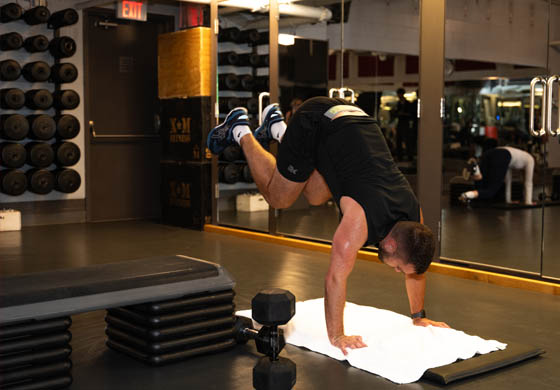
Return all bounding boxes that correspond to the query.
[393,88,415,162]
[460,146,535,205]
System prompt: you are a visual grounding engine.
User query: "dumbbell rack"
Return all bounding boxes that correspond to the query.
[0,317,73,390]
[105,289,237,365]
[0,4,81,198]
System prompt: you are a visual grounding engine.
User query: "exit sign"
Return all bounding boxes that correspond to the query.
[117,0,147,21]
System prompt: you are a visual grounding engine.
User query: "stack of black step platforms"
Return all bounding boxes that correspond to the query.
[0,317,72,390]
[105,289,236,365]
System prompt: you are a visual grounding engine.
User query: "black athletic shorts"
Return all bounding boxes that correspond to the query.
[277,97,349,182]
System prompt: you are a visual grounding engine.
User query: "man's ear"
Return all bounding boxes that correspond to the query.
[383,237,397,255]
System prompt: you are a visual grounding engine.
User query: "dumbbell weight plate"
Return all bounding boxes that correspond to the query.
[54,142,80,166]
[222,145,242,162]
[55,115,80,139]
[23,6,50,25]
[219,163,241,184]
[24,35,49,52]
[49,37,77,59]
[0,3,23,22]
[253,356,296,390]
[25,90,53,110]
[54,168,81,193]
[26,142,54,168]
[0,143,26,168]
[48,9,79,29]
[0,60,21,81]
[233,316,254,344]
[0,32,23,51]
[27,169,55,195]
[51,63,78,84]
[28,115,56,140]
[1,114,29,140]
[1,169,27,196]
[53,90,80,110]
[242,165,253,183]
[22,61,51,83]
[251,289,296,326]
[1,88,25,109]
[246,98,259,114]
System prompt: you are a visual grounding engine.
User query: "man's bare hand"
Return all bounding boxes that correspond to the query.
[413,318,450,328]
[331,335,367,355]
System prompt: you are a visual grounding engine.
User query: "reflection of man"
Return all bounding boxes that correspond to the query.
[207,96,449,356]
[394,88,415,161]
[460,146,535,205]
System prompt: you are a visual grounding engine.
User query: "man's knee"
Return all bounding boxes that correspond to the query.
[267,192,295,209]
[303,189,330,206]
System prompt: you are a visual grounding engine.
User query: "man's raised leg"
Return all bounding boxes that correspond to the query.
[207,105,305,209]
[239,135,305,209]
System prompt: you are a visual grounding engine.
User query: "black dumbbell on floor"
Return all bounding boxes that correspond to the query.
[234,288,297,390]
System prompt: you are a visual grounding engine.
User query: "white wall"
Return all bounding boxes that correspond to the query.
[295,0,548,68]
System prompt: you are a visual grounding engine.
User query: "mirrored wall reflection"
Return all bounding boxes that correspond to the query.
[276,7,335,241]
[277,0,421,243]
[216,5,270,232]
[440,0,551,273]
[541,1,560,280]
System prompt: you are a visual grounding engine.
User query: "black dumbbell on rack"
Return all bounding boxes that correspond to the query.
[234,289,297,390]
[0,3,23,23]
[0,31,23,51]
[24,35,50,53]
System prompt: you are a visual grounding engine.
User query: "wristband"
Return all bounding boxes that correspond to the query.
[411,309,426,319]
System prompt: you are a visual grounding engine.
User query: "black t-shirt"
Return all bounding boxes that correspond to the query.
[277,97,420,245]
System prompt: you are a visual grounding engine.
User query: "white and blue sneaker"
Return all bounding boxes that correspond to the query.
[207,107,250,155]
[254,103,285,147]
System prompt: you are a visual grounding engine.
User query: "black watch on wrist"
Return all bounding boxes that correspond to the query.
[411,309,426,319]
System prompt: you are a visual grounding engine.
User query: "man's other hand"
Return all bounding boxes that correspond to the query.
[413,318,450,328]
[331,335,367,355]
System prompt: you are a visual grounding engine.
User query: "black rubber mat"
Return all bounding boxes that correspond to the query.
[0,332,71,355]
[107,304,235,327]
[106,338,236,366]
[3,375,72,390]
[0,346,72,369]
[0,317,71,339]
[422,342,545,384]
[0,360,72,385]
[130,290,236,314]
[105,313,234,341]
[105,325,234,354]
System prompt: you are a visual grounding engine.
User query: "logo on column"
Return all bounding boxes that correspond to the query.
[169,180,191,208]
[169,117,191,143]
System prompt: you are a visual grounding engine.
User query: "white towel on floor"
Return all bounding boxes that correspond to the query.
[237,298,507,384]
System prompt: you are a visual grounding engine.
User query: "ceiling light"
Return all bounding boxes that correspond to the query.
[278,33,295,46]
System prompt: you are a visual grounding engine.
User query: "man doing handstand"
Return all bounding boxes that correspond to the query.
[207,97,449,355]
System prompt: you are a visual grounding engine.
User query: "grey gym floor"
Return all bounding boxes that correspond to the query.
[1,220,559,390]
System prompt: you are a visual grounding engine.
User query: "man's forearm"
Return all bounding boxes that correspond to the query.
[405,273,426,314]
[324,274,347,342]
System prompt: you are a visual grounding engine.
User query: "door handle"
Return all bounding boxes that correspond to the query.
[258,92,270,125]
[546,75,560,137]
[329,87,356,103]
[89,120,159,140]
[529,76,547,137]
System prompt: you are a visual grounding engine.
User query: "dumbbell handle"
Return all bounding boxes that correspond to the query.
[239,327,259,340]
[238,324,284,361]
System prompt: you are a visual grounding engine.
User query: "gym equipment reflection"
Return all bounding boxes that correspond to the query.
[213,0,560,282]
